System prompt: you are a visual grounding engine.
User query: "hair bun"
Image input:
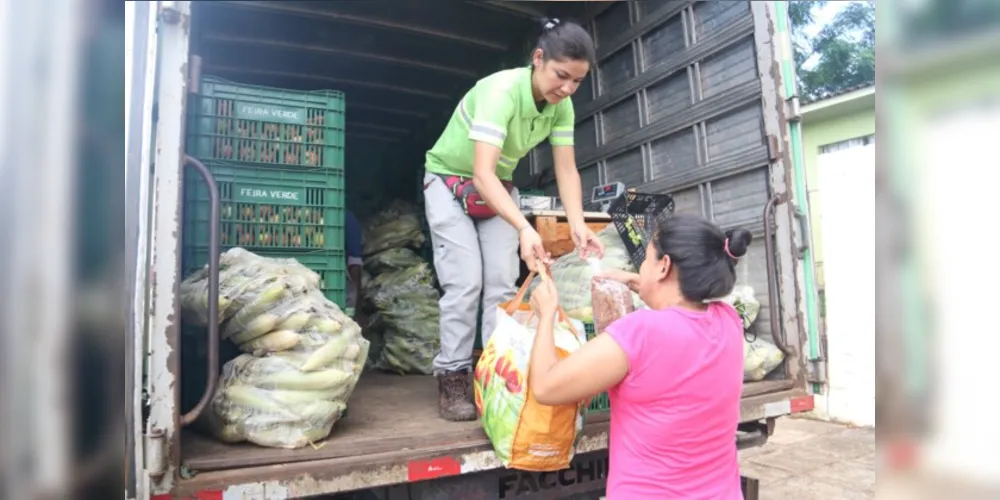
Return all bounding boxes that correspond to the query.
[541,17,561,30]
[724,228,753,259]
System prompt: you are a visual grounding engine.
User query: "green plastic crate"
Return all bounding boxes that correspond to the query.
[589,392,610,413]
[182,247,347,308]
[188,76,346,169]
[183,161,345,252]
[583,322,611,413]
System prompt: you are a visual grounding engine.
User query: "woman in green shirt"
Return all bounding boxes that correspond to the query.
[423,18,605,421]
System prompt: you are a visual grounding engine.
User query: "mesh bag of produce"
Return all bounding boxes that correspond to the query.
[365,260,436,297]
[363,247,426,275]
[710,285,781,381]
[180,248,369,449]
[716,285,761,330]
[530,225,644,323]
[358,204,442,375]
[361,312,387,369]
[366,263,440,375]
[362,201,426,256]
[362,200,419,231]
[743,337,784,382]
[363,215,425,256]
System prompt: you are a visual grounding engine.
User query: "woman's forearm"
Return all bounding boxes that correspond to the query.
[473,171,529,230]
[528,311,560,397]
[552,146,585,226]
[555,167,585,226]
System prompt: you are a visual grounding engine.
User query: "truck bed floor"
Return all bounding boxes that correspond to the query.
[182,373,492,472]
[181,373,790,473]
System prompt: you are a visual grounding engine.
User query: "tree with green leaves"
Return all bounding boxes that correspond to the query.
[789,1,875,102]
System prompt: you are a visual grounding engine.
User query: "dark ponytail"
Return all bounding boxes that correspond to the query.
[534,17,596,64]
[650,214,754,301]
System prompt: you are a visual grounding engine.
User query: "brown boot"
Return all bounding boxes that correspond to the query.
[437,371,477,421]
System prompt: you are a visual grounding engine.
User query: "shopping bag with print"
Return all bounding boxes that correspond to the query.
[473,270,587,471]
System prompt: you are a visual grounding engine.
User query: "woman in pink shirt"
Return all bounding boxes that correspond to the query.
[528,214,752,500]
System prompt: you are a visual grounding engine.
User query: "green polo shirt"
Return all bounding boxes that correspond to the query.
[425,67,575,182]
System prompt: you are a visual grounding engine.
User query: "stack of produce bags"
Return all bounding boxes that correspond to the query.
[180,248,369,449]
[717,285,784,382]
[361,202,440,375]
[361,201,426,257]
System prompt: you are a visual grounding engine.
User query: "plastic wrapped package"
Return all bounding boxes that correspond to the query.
[591,276,635,336]
[180,248,369,448]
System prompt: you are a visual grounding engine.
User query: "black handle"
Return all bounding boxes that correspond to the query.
[762,196,791,356]
[180,155,221,427]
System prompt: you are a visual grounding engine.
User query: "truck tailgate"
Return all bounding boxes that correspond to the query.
[176,373,812,497]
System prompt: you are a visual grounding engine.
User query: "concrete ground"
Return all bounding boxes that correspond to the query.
[739,416,876,499]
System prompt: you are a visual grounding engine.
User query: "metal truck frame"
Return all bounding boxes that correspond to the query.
[127,1,817,498]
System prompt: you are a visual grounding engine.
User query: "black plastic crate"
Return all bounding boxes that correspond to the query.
[607,192,675,270]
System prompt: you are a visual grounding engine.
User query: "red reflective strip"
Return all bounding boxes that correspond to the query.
[790,395,815,413]
[407,456,462,482]
[151,491,222,500]
[885,439,918,470]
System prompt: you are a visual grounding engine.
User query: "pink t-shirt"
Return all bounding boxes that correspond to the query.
[604,301,745,500]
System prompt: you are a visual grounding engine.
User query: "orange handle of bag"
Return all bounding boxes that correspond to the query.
[504,266,581,338]
[507,266,588,412]
[504,270,537,316]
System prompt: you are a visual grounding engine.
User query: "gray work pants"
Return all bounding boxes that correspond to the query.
[422,172,520,374]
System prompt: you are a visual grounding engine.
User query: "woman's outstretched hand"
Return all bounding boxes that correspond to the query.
[597,269,641,294]
[570,222,605,260]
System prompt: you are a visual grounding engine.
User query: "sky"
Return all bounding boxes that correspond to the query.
[806,1,848,38]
